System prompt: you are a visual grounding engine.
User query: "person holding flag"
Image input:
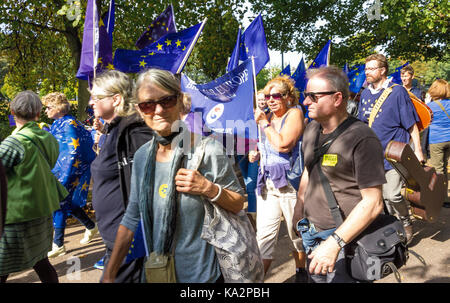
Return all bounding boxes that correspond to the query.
[42,93,98,258]
[249,75,308,282]
[102,68,257,283]
[88,70,153,282]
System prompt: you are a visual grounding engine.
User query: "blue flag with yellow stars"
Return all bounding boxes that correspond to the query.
[226,14,269,75]
[125,219,148,264]
[348,64,366,93]
[113,21,204,74]
[50,115,96,208]
[279,64,291,76]
[309,39,331,69]
[388,62,409,85]
[135,4,177,50]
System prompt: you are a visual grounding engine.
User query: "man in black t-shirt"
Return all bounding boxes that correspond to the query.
[293,66,386,283]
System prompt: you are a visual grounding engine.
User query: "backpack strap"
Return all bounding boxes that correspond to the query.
[307,116,358,227]
[368,84,397,128]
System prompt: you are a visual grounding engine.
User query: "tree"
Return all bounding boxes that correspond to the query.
[0,0,247,119]
[248,0,449,66]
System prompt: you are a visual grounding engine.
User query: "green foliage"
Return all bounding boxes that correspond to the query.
[249,0,450,66]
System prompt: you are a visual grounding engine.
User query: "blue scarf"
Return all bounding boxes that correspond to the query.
[139,124,188,255]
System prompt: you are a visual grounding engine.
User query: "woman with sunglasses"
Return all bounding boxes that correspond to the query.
[88,70,153,282]
[102,68,249,283]
[250,75,308,282]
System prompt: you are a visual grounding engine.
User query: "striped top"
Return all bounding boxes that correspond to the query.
[0,136,25,168]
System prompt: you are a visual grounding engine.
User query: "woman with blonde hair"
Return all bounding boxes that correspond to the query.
[249,75,307,281]
[426,79,450,207]
[43,92,97,258]
[88,70,153,282]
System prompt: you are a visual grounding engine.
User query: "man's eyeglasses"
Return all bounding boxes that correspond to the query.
[302,91,337,103]
[365,67,382,72]
[264,93,285,101]
[137,94,179,115]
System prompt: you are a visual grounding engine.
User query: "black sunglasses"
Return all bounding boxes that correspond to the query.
[264,93,286,101]
[137,94,179,114]
[302,91,337,103]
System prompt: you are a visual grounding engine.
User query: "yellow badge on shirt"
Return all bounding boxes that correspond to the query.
[159,184,168,198]
[322,154,338,167]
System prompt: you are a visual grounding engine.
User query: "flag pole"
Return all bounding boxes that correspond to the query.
[92,0,97,79]
[176,18,207,74]
[251,56,264,171]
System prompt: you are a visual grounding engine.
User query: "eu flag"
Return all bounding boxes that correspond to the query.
[181,59,257,140]
[292,57,306,92]
[113,21,205,74]
[125,220,148,264]
[76,0,113,80]
[348,64,366,93]
[50,116,96,208]
[226,27,242,72]
[308,39,331,69]
[389,62,409,85]
[226,15,269,75]
[135,4,177,50]
[279,64,291,76]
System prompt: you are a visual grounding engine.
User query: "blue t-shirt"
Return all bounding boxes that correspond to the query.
[428,99,450,144]
[358,84,419,170]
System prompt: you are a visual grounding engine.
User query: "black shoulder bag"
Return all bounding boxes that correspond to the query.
[309,116,409,282]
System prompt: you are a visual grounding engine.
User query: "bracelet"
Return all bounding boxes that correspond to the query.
[262,122,271,130]
[209,183,222,202]
[331,232,347,248]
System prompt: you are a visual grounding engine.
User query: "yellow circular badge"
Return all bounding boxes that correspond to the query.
[159,184,168,198]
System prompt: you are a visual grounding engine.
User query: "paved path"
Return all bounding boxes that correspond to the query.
[6,207,450,283]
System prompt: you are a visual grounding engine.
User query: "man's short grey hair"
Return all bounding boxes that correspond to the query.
[306,66,350,102]
[10,90,42,120]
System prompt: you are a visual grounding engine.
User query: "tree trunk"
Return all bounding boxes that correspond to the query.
[62,25,89,121]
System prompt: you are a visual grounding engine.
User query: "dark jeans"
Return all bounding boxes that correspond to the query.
[297,218,358,283]
[53,207,95,247]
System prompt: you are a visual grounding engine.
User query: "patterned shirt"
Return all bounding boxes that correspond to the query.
[0,135,25,168]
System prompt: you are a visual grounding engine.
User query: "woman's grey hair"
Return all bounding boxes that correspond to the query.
[306,66,350,103]
[90,70,134,116]
[133,68,186,106]
[10,90,42,120]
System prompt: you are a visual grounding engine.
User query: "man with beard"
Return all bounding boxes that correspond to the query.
[358,53,423,244]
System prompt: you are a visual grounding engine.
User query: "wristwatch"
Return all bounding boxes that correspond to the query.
[331,232,347,248]
[262,122,271,130]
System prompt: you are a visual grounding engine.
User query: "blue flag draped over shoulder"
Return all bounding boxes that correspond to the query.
[113,21,204,74]
[181,59,257,140]
[76,0,113,80]
[348,64,366,93]
[226,15,269,75]
[389,62,409,85]
[50,116,95,208]
[279,64,291,76]
[135,4,177,50]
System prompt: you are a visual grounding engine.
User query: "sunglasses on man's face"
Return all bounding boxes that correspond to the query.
[264,93,285,101]
[302,91,337,103]
[137,94,178,114]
